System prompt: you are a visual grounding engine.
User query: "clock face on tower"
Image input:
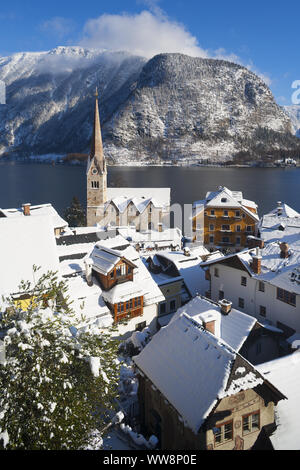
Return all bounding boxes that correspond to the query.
[92,168,98,175]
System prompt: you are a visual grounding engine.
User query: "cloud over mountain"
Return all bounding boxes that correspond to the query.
[80,10,208,59]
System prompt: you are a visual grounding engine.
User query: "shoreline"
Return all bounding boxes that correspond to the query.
[0,158,299,169]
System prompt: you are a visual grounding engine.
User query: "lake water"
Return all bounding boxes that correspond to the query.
[0,162,299,220]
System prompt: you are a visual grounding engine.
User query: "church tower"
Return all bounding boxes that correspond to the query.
[86,89,107,226]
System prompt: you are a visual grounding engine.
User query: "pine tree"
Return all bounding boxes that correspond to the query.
[0,268,120,450]
[64,197,86,227]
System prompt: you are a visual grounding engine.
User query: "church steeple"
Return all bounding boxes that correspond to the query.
[90,88,105,173]
[86,88,107,227]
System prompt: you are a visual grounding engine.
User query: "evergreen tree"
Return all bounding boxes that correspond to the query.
[64,197,86,227]
[0,268,120,450]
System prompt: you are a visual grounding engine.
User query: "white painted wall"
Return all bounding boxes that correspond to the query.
[209,263,300,333]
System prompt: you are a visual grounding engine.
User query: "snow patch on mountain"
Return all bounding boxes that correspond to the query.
[0,47,297,163]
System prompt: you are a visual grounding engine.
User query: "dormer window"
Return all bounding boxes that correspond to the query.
[221,198,227,203]
[116,263,126,277]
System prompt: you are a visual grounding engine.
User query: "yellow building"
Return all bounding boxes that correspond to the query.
[193,187,259,251]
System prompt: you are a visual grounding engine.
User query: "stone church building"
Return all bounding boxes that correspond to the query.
[87,91,170,230]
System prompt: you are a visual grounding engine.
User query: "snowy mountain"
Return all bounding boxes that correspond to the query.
[0,47,146,158]
[283,105,300,137]
[0,47,297,163]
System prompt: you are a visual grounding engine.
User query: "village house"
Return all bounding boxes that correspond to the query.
[0,203,68,237]
[143,256,188,328]
[192,186,259,252]
[82,235,165,337]
[144,246,221,303]
[133,312,285,450]
[86,90,170,230]
[202,241,300,343]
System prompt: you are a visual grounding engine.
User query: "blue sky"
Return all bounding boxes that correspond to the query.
[0,0,299,105]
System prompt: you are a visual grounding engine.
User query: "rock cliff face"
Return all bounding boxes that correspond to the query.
[284,105,300,137]
[0,47,296,163]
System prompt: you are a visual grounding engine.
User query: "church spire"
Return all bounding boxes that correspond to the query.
[90,88,105,173]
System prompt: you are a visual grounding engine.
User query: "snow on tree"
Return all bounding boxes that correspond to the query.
[0,268,120,450]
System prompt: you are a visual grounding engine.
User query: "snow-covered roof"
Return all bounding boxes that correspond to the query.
[0,203,68,231]
[134,313,266,433]
[147,271,183,287]
[56,231,109,277]
[90,245,126,276]
[257,353,300,450]
[0,215,59,298]
[117,226,182,247]
[65,275,112,328]
[155,246,215,297]
[243,243,300,295]
[170,296,257,352]
[242,199,258,210]
[204,187,258,219]
[102,281,144,304]
[206,187,242,203]
[87,235,164,306]
[265,203,300,219]
[107,196,162,214]
[107,188,170,211]
[203,242,300,295]
[259,206,300,247]
[57,242,97,260]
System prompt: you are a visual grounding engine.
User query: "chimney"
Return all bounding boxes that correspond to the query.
[199,311,219,336]
[22,203,31,216]
[158,223,163,233]
[247,236,264,249]
[203,320,215,335]
[280,242,289,259]
[183,247,191,257]
[84,258,93,286]
[277,201,283,216]
[252,247,262,274]
[219,299,232,315]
